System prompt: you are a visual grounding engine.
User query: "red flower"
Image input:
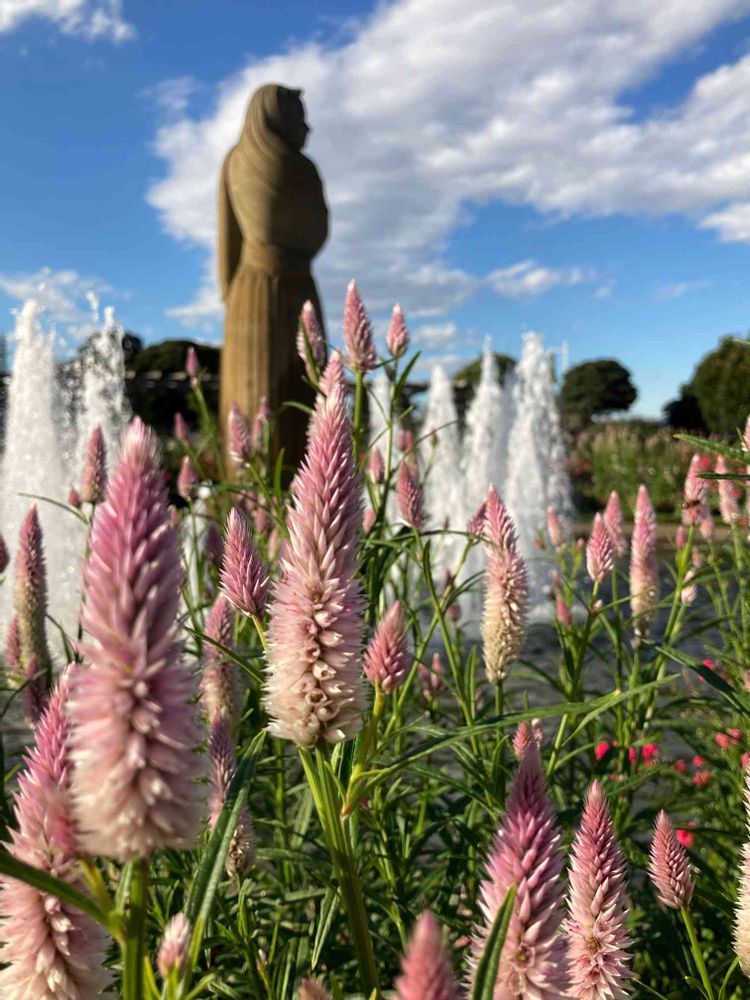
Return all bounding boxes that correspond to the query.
[595,741,610,761]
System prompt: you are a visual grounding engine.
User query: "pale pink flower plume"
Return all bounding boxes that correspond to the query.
[512,718,544,759]
[716,455,740,525]
[680,568,698,606]
[80,425,108,505]
[0,532,8,574]
[68,486,82,509]
[207,718,254,876]
[649,810,694,910]
[363,506,377,534]
[173,411,189,444]
[467,497,487,538]
[470,744,569,997]
[177,454,199,501]
[318,349,346,400]
[566,781,631,1000]
[397,459,424,531]
[675,524,688,550]
[481,486,528,684]
[343,278,376,373]
[13,504,52,678]
[0,668,112,998]
[368,445,385,484]
[395,911,460,1000]
[200,594,242,732]
[364,602,410,694]
[682,453,708,527]
[297,300,326,379]
[735,766,750,974]
[299,980,332,1000]
[547,504,564,548]
[265,380,365,746]
[552,571,572,628]
[157,912,190,980]
[699,512,714,542]
[586,513,614,586]
[185,345,199,381]
[21,657,48,728]
[252,395,271,450]
[68,417,206,861]
[386,303,410,358]
[419,651,445,701]
[603,490,627,558]
[744,413,750,454]
[4,615,21,687]
[221,507,269,619]
[228,401,253,469]
[629,485,659,638]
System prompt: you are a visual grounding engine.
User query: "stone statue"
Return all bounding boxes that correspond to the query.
[218,83,328,472]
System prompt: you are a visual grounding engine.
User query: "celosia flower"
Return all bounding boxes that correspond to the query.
[386,303,410,358]
[363,507,377,534]
[0,669,112,998]
[228,402,253,469]
[395,911,460,1000]
[186,345,199,382]
[716,455,739,524]
[22,657,48,728]
[419,651,445,701]
[649,810,694,910]
[470,744,569,997]
[4,616,20,683]
[252,395,271,451]
[399,428,415,455]
[630,485,659,638]
[552,571,572,628]
[207,718,254,876]
[157,913,190,980]
[735,767,750,974]
[699,512,714,542]
[13,505,52,676]
[318,349,345,400]
[680,567,697,606]
[343,278,376,373]
[299,981,332,1000]
[297,300,326,379]
[364,602,410,694]
[693,769,711,787]
[177,454,199,501]
[200,594,242,732]
[0,532,8,574]
[595,741,611,761]
[547,505,564,548]
[566,781,631,1000]
[397,458,424,530]
[512,718,544,759]
[68,418,206,861]
[80,425,108,505]
[220,507,268,619]
[173,411,189,444]
[676,827,694,849]
[368,445,385,484]
[481,487,528,684]
[467,498,488,538]
[586,513,614,586]
[68,486,82,509]
[675,524,688,549]
[682,454,708,527]
[603,490,627,558]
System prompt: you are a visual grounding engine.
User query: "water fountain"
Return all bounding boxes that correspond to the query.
[420,365,463,578]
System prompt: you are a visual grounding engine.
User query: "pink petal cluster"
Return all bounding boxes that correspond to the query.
[220,507,269,619]
[481,486,529,684]
[586,513,614,586]
[157,912,190,980]
[386,303,410,358]
[297,300,326,379]
[467,498,488,538]
[552,571,572,628]
[734,767,750,975]
[0,669,112,998]
[603,490,627,558]
[648,811,694,910]
[364,602,410,694]
[228,401,253,469]
[318,349,346,400]
[395,911,460,1000]
[368,445,385,485]
[397,459,424,530]
[22,657,48,728]
[629,485,659,638]
[5,616,20,680]
[13,505,52,678]
[471,744,569,997]
[716,455,740,525]
[546,505,564,548]
[68,486,82,509]
[0,531,8,574]
[299,980,332,1000]
[173,411,189,444]
[343,279,376,373]
[207,718,254,876]
[185,345,199,381]
[566,781,631,999]
[512,718,544,759]
[200,594,242,732]
[265,368,365,746]
[682,454,708,527]
[68,418,206,861]
[680,568,698,606]
[252,395,271,451]
[80,426,108,505]
[177,454,199,501]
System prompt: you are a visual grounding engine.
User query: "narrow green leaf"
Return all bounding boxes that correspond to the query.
[311,887,341,967]
[471,884,516,1000]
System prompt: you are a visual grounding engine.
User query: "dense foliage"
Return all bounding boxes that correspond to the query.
[687,336,750,436]
[560,358,637,430]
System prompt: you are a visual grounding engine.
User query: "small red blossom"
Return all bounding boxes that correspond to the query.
[693,769,712,787]
[595,741,610,761]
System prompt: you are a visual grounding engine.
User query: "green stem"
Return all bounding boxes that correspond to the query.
[681,906,715,1000]
[123,858,150,1000]
[352,371,365,467]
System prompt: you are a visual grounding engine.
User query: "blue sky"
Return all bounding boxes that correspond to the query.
[1,0,750,416]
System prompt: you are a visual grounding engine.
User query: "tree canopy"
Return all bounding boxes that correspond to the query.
[560,358,637,428]
[684,334,750,435]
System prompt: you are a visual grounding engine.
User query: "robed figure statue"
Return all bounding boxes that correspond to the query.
[218,84,328,472]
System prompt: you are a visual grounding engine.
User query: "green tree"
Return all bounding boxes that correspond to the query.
[560,359,637,429]
[663,389,706,432]
[453,352,515,389]
[686,334,750,435]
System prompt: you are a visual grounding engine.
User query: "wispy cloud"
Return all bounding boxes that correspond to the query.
[0,267,118,338]
[594,280,616,299]
[654,279,711,300]
[0,0,134,42]
[486,260,598,299]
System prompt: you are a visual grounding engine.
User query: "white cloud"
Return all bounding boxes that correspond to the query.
[412,321,458,348]
[655,279,711,300]
[0,0,133,41]
[146,0,750,328]
[594,280,616,299]
[486,260,597,299]
[0,267,116,336]
[143,77,199,119]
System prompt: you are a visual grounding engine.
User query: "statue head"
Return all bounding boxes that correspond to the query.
[244,84,310,153]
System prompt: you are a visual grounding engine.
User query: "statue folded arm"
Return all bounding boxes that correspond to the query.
[217,151,243,301]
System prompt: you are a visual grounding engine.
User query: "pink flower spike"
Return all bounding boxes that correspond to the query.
[297,300,326,379]
[734,767,750,974]
[586,513,614,586]
[0,532,8,574]
[512,718,544,759]
[649,810,694,910]
[21,657,48,728]
[228,401,253,469]
[467,498,488,538]
[67,486,82,509]
[397,459,424,530]
[386,303,410,358]
[13,505,51,676]
[177,454,199,501]
[173,411,189,444]
[603,490,627,558]
[0,668,112,998]
[68,418,206,861]
[207,718,254,876]
[157,913,190,981]
[251,395,271,451]
[552,570,572,628]
[265,377,365,746]
[547,504,565,548]
[364,602,410,694]
[481,489,528,684]
[299,981,332,1000]
[470,744,569,997]
[343,279,376,373]
[368,445,385,484]
[566,781,631,1000]
[484,485,518,553]
[318,349,346,400]
[681,567,698,606]
[200,594,242,732]
[630,485,659,638]
[186,345,199,382]
[682,454,709,527]
[80,425,108,505]
[221,507,269,618]
[395,911,460,1000]
[4,616,21,684]
[675,524,688,549]
[716,455,740,524]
